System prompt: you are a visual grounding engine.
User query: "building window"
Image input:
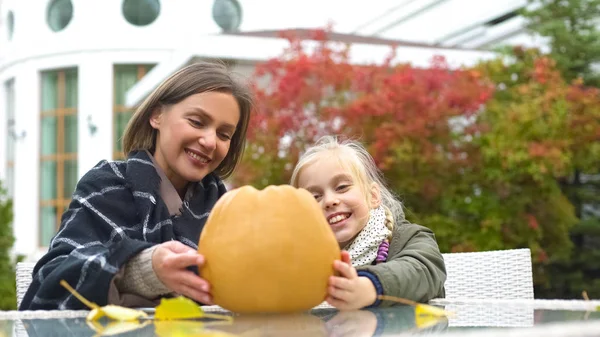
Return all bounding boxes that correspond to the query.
[5,79,15,199]
[47,0,73,32]
[122,0,160,26]
[212,0,242,32]
[113,64,155,160]
[6,11,14,40]
[40,69,78,246]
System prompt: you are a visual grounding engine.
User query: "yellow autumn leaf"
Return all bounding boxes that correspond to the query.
[86,320,151,336]
[87,308,104,321]
[101,305,149,321]
[414,304,451,330]
[85,305,148,322]
[60,280,99,310]
[60,280,148,322]
[154,297,233,322]
[414,303,451,318]
[414,313,445,330]
[377,295,453,317]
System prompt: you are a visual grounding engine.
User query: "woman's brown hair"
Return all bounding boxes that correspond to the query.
[122,61,254,179]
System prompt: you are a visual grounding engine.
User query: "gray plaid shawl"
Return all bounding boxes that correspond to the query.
[19,150,227,310]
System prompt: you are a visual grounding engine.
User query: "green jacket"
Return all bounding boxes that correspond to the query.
[357,217,446,306]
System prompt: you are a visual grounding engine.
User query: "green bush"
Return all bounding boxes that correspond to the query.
[0,181,16,310]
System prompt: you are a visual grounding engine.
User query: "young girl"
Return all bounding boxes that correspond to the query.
[20,61,254,310]
[291,136,446,310]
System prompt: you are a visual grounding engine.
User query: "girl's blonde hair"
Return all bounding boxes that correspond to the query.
[290,135,403,240]
[122,61,254,179]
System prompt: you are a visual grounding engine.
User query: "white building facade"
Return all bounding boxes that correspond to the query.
[0,0,247,260]
[0,0,499,261]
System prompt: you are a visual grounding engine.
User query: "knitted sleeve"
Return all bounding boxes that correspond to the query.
[113,246,172,299]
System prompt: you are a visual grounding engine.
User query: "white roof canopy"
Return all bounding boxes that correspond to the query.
[125,0,576,107]
[237,0,547,50]
[125,33,497,107]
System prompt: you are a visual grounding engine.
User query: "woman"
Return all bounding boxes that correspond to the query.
[19,61,254,310]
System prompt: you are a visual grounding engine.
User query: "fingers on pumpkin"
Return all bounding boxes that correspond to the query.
[179,285,212,304]
[334,260,357,279]
[165,240,195,253]
[330,275,352,290]
[178,271,210,292]
[328,285,352,302]
[326,296,350,310]
[170,253,204,269]
[340,250,352,264]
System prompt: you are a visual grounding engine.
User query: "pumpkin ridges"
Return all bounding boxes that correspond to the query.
[199,185,340,314]
[203,186,251,229]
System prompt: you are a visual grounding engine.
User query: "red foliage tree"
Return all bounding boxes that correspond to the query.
[235,29,493,191]
[232,29,599,295]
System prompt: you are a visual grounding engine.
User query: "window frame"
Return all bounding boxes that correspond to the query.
[39,68,78,247]
[112,64,154,160]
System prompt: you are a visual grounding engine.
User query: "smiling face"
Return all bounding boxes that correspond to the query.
[150,91,240,194]
[296,153,381,247]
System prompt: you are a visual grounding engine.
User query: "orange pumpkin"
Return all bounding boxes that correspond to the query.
[198,185,340,314]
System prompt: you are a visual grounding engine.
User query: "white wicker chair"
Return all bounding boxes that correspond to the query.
[440,248,534,300]
[15,248,534,308]
[429,248,535,328]
[16,262,35,309]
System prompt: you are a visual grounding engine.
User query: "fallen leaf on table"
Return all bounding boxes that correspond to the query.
[414,305,450,329]
[61,280,235,336]
[88,304,149,321]
[86,320,151,337]
[377,295,453,318]
[154,297,233,322]
[60,280,148,322]
[376,296,451,331]
[414,302,452,318]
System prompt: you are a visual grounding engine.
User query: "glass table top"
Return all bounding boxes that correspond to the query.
[1,300,599,337]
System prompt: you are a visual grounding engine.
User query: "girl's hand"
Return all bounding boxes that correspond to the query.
[152,241,213,304]
[326,251,377,310]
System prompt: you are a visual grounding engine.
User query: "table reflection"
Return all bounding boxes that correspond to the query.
[317,307,449,336]
[6,303,600,337]
[443,303,533,327]
[13,305,449,337]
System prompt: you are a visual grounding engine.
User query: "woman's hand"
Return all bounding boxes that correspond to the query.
[152,240,213,304]
[326,251,377,310]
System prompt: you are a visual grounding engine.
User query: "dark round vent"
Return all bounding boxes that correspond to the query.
[47,0,73,32]
[212,0,242,32]
[122,0,161,26]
